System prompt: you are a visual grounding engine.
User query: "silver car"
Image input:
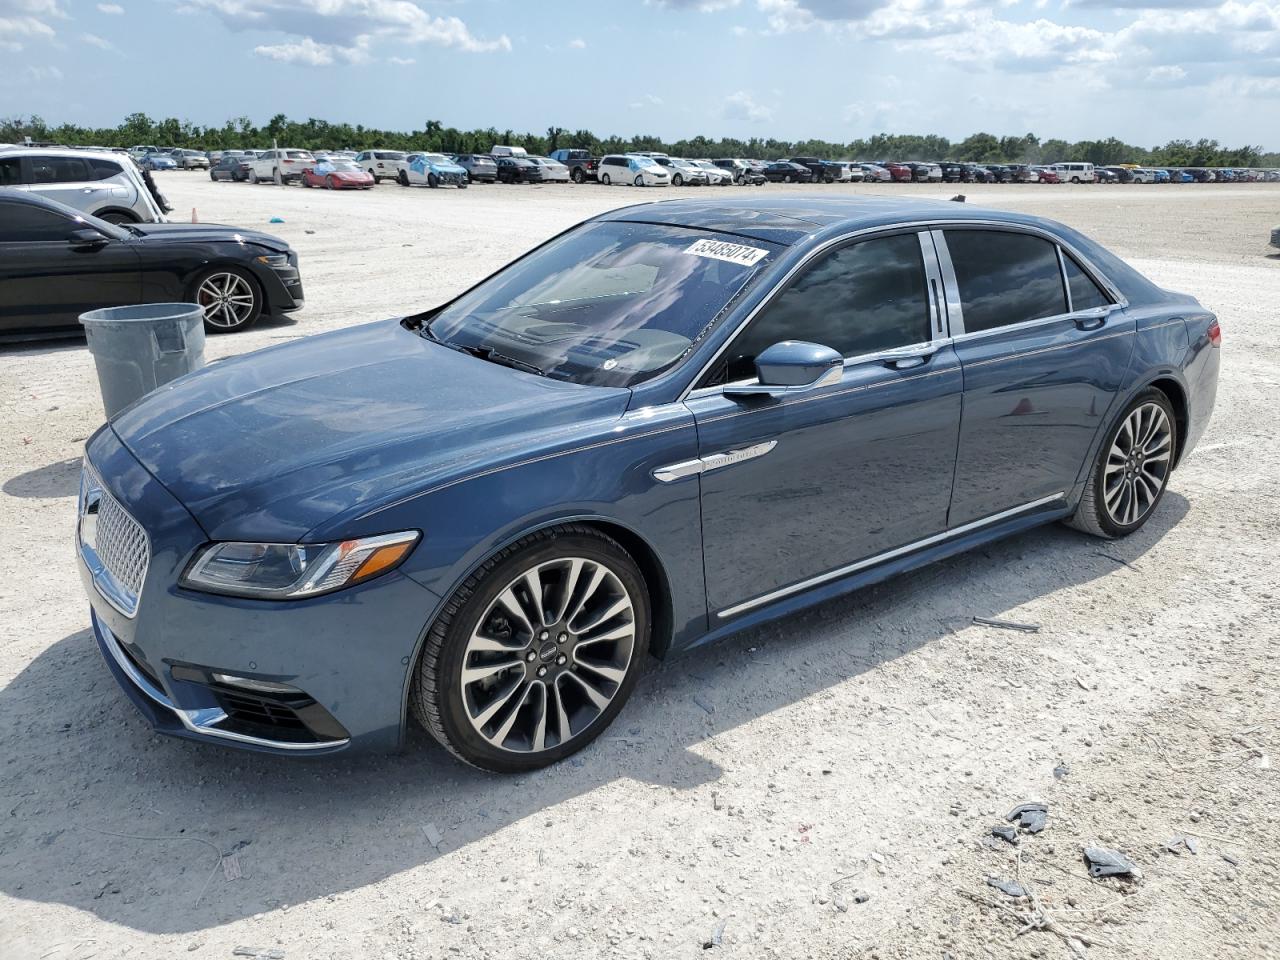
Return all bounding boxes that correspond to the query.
[171,149,210,170]
[0,148,165,223]
[526,156,572,182]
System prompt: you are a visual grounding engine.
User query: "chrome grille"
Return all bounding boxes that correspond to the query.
[79,463,151,617]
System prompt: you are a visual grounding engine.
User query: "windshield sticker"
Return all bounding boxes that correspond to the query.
[685,239,770,267]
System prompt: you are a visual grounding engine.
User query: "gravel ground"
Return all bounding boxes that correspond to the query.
[2,178,1278,960]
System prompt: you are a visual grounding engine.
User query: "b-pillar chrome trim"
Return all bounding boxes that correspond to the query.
[716,492,1067,619]
[653,440,778,483]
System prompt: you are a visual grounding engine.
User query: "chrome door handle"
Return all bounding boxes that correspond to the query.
[880,350,933,370]
[1074,315,1105,331]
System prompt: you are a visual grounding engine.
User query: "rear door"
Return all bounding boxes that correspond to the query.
[0,199,142,336]
[939,227,1134,526]
[687,230,963,618]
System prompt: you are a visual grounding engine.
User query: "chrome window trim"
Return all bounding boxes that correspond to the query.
[679,218,1127,403]
[717,491,1067,619]
[1057,244,1074,314]
[96,612,349,752]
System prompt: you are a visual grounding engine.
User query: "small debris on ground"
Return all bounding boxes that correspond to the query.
[833,894,848,913]
[853,890,871,904]
[1053,761,1071,780]
[986,877,1029,898]
[692,694,715,715]
[421,822,444,850]
[221,852,243,881]
[991,824,1018,845]
[1083,846,1142,879]
[1006,802,1049,833]
[232,949,284,959]
[703,919,727,947]
[972,616,1040,633]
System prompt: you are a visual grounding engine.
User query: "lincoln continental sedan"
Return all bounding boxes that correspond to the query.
[78,197,1221,771]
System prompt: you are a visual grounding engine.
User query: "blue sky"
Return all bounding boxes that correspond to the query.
[4,0,1278,147]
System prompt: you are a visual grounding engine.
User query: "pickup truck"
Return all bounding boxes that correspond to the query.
[548,148,599,183]
[248,148,315,184]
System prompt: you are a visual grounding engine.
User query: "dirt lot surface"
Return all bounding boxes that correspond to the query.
[2,178,1278,960]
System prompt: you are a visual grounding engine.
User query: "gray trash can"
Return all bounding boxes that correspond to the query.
[80,302,207,418]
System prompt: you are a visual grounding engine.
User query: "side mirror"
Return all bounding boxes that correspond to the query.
[68,228,109,249]
[723,341,843,398]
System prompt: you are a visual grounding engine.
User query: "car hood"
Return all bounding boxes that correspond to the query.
[110,319,631,542]
[130,222,290,252]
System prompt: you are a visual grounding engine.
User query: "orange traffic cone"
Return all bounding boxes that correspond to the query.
[191,207,198,223]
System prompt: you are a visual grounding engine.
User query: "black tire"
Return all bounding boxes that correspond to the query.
[248,169,259,184]
[571,168,585,184]
[209,171,216,182]
[410,524,651,773]
[190,264,264,333]
[98,210,138,225]
[399,170,410,186]
[428,172,439,188]
[1067,387,1176,539]
[672,173,683,187]
[601,173,611,185]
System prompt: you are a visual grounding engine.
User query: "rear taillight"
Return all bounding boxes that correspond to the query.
[1207,319,1221,347]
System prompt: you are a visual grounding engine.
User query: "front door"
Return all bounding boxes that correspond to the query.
[685,230,964,619]
[939,228,1135,526]
[0,198,141,336]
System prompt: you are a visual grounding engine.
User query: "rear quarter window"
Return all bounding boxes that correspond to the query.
[944,230,1068,333]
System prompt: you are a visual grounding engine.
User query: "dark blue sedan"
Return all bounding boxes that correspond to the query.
[78,197,1221,770]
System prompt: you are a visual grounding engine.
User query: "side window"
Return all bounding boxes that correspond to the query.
[0,201,73,242]
[944,230,1067,334]
[29,157,92,183]
[0,157,20,186]
[714,233,931,383]
[89,158,121,181]
[1063,253,1111,310]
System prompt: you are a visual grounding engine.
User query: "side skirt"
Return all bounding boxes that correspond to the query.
[680,496,1072,654]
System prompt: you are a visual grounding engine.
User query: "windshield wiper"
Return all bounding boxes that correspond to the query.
[460,345,547,377]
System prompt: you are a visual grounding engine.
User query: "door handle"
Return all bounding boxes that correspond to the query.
[880,350,934,370]
[1074,315,1106,331]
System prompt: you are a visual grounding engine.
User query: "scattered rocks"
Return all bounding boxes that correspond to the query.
[986,877,1029,898]
[1083,846,1142,879]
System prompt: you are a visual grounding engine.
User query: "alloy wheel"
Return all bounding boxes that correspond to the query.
[197,272,256,329]
[1104,401,1172,526]
[459,556,637,754]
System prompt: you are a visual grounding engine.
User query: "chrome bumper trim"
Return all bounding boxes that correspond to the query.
[96,613,349,752]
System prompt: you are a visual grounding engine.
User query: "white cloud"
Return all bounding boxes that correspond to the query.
[649,0,742,9]
[1146,63,1187,82]
[722,89,774,122]
[97,2,124,12]
[183,0,511,67]
[628,93,665,108]
[568,36,586,48]
[0,0,64,49]
[81,30,116,49]
[388,54,414,64]
[22,63,61,80]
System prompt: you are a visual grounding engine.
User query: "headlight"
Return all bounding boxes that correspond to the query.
[180,531,419,599]
[256,253,290,268]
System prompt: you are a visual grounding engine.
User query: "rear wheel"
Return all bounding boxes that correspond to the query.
[571,168,585,184]
[192,265,263,333]
[209,171,216,182]
[601,173,612,185]
[1067,388,1176,539]
[411,525,650,772]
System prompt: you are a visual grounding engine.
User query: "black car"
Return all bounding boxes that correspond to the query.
[1095,168,1119,184]
[781,156,830,182]
[451,154,498,183]
[984,164,1014,183]
[938,162,969,183]
[209,154,252,182]
[959,163,993,183]
[0,190,303,340]
[1100,166,1134,184]
[495,156,543,183]
[763,161,813,183]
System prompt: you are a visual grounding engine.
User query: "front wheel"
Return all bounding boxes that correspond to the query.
[634,175,644,187]
[410,525,650,772]
[398,170,410,186]
[428,172,439,188]
[248,169,259,184]
[209,171,216,182]
[192,265,263,333]
[327,175,337,190]
[1067,388,1176,539]
[601,173,611,185]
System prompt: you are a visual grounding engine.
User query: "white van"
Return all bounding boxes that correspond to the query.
[1056,162,1095,184]
[490,145,527,158]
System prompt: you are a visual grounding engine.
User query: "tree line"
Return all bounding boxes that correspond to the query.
[3,113,1274,168]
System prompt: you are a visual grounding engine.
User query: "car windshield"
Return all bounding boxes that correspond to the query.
[423,154,451,164]
[329,161,361,172]
[424,221,780,388]
[630,156,657,168]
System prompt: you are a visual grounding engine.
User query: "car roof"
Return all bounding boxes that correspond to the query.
[595,195,1070,246]
[1,147,127,163]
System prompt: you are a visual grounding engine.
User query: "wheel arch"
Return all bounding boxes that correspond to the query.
[1147,375,1189,468]
[395,512,678,748]
[93,205,141,223]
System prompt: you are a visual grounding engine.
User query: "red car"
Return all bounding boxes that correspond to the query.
[301,160,375,190]
[880,161,914,182]
[1034,167,1061,184]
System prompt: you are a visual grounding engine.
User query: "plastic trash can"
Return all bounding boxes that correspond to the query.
[80,303,207,418]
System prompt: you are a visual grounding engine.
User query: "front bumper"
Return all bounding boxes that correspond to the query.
[78,427,443,755]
